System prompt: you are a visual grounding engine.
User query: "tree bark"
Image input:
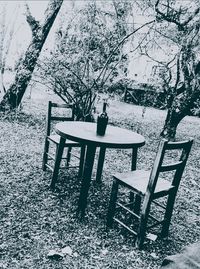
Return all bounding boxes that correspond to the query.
[0,0,63,111]
[160,109,185,140]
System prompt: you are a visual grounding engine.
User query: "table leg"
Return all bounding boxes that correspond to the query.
[131,147,138,171]
[78,145,86,179]
[95,147,106,183]
[77,145,96,219]
[50,136,65,189]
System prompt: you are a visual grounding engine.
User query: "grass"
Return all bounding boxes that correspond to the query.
[0,87,200,269]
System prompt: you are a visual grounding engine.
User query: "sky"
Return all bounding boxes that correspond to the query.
[1,1,51,67]
[0,0,156,82]
[1,0,196,83]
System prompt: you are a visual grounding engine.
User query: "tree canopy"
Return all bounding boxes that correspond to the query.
[38,1,134,120]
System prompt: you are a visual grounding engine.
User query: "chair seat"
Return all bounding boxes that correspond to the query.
[113,170,174,195]
[47,134,80,146]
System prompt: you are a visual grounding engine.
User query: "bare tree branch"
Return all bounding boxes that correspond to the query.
[60,62,89,92]
[95,19,155,88]
[25,3,40,34]
[181,7,200,27]
[155,0,183,29]
[155,0,200,30]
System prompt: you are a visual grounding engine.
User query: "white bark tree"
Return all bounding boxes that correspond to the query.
[0,3,18,95]
[0,0,63,111]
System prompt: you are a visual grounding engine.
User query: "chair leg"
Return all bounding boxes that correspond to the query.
[66,146,72,167]
[136,216,148,249]
[129,192,142,212]
[135,200,151,249]
[129,192,135,210]
[107,178,119,229]
[161,191,177,238]
[78,145,86,179]
[50,137,65,189]
[134,195,142,215]
[42,139,50,171]
[130,147,141,213]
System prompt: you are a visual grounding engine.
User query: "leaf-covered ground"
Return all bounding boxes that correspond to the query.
[0,87,200,268]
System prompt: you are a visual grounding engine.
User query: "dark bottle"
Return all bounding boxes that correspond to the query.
[96,102,108,136]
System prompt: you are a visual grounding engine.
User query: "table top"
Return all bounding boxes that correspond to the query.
[55,122,145,149]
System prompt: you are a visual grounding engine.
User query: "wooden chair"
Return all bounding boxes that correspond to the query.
[107,139,193,249]
[42,101,85,178]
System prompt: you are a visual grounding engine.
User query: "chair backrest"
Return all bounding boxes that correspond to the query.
[146,138,193,198]
[46,101,75,136]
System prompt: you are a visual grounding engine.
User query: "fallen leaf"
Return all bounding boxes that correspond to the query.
[61,246,73,256]
[101,249,108,255]
[47,249,64,260]
[73,252,79,257]
[146,233,157,241]
[92,255,102,260]
[150,252,159,260]
[129,250,136,256]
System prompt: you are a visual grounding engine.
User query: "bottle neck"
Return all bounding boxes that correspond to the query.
[103,102,107,113]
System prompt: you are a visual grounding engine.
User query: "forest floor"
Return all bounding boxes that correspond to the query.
[0,86,200,269]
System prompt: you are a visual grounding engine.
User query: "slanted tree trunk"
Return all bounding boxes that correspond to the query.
[159,44,200,140]
[0,0,63,111]
[154,0,200,140]
[160,76,199,140]
[160,109,185,140]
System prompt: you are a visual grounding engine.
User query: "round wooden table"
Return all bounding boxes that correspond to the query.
[51,122,145,218]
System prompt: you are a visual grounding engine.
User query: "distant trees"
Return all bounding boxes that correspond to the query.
[0,4,17,94]
[0,0,63,111]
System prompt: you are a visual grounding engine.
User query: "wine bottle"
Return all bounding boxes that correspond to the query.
[96,102,108,136]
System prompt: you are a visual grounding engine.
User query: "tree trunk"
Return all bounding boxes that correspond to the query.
[0,0,63,111]
[160,109,185,140]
